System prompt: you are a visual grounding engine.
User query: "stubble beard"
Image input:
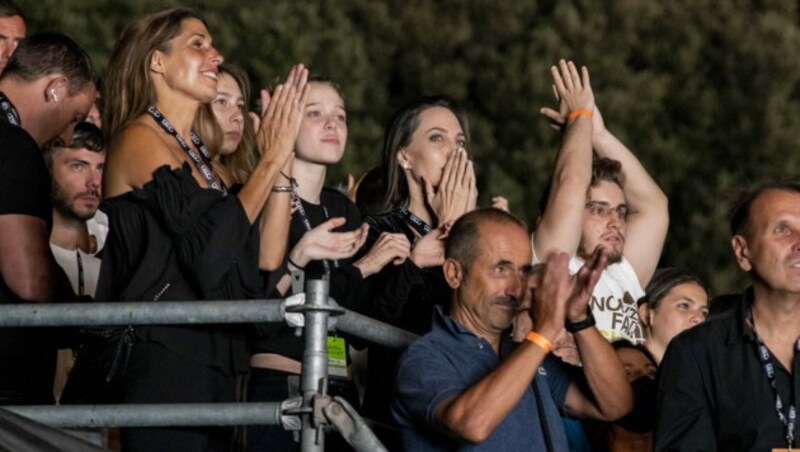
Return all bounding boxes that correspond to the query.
[577,241,624,266]
[52,184,97,223]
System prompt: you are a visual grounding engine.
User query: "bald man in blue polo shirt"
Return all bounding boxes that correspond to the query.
[392,208,633,450]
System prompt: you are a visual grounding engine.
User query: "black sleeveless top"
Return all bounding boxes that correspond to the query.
[96,163,262,374]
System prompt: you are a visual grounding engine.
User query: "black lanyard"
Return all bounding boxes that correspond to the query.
[76,250,84,297]
[399,206,432,236]
[293,194,338,275]
[0,92,20,127]
[748,305,799,449]
[147,106,227,195]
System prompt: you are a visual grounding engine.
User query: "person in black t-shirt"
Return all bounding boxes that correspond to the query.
[0,33,96,404]
[249,78,411,451]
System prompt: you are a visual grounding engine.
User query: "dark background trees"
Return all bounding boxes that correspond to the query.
[21,0,800,294]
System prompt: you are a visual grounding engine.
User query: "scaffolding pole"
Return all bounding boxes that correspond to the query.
[0,299,286,326]
[300,279,329,452]
[0,300,417,349]
[4,403,282,428]
[0,280,410,450]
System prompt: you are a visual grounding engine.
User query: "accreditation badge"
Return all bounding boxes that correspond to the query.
[326,335,348,378]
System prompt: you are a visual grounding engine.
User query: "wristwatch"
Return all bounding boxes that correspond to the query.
[565,309,596,333]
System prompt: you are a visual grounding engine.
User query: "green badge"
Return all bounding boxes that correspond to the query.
[327,336,348,378]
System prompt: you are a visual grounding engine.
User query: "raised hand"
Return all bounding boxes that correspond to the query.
[565,246,608,322]
[530,251,574,342]
[288,218,368,268]
[255,64,310,167]
[424,147,476,226]
[539,60,596,132]
[353,232,411,277]
[512,262,581,365]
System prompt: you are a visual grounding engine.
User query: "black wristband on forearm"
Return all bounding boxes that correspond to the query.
[565,309,596,333]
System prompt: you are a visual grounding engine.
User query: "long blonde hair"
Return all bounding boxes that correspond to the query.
[102,7,206,142]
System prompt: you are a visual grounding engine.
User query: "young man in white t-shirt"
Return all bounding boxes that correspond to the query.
[533,61,669,345]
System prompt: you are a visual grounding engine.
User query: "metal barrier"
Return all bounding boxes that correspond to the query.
[0,279,416,451]
[6,403,283,428]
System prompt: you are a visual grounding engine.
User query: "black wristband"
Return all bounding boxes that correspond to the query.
[288,255,305,270]
[280,171,298,188]
[565,309,596,333]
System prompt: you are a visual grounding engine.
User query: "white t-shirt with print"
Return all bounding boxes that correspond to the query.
[531,234,645,345]
[567,256,645,345]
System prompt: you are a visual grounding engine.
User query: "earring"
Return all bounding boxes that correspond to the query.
[50,89,59,103]
[401,163,410,170]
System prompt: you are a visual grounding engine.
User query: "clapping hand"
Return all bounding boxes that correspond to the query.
[565,246,608,323]
[539,60,599,134]
[255,64,310,167]
[288,218,368,268]
[530,251,573,342]
[353,232,411,277]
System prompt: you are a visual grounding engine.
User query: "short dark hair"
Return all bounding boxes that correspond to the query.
[637,267,709,310]
[612,339,643,351]
[2,33,94,95]
[0,0,24,20]
[538,155,624,217]
[68,122,104,152]
[730,180,800,237]
[446,208,528,273]
[42,122,104,168]
[591,156,624,189]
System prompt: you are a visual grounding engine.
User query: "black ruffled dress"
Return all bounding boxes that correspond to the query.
[68,164,262,450]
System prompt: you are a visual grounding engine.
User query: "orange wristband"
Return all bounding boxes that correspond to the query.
[567,108,593,122]
[525,331,553,354]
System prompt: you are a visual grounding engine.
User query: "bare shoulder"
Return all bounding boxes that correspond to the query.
[103,119,183,198]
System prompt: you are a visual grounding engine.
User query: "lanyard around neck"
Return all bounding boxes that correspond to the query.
[293,193,337,275]
[76,250,84,297]
[147,106,227,195]
[748,305,800,449]
[0,92,20,127]
[399,206,432,236]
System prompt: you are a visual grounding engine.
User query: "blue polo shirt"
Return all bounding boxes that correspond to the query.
[392,307,571,450]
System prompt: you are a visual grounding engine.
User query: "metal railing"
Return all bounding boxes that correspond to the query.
[0,279,417,451]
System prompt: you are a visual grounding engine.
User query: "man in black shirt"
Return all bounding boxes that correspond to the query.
[0,33,96,404]
[656,181,800,450]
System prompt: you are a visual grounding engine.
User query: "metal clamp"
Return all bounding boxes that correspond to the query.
[280,396,305,432]
[323,396,388,452]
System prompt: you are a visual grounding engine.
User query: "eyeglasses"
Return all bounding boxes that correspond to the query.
[585,201,628,221]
